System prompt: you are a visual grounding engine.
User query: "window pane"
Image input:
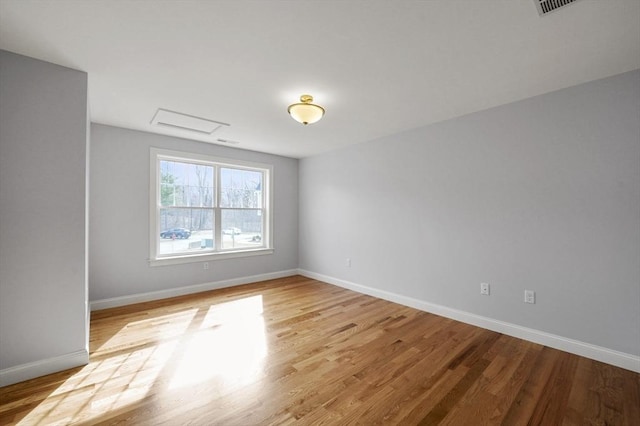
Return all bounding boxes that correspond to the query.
[159,208,214,255]
[220,168,262,208]
[160,160,214,207]
[221,209,263,249]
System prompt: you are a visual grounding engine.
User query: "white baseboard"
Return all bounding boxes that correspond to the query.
[0,349,89,388]
[297,269,640,373]
[90,269,299,311]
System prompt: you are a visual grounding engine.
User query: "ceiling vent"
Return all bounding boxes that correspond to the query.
[150,108,229,135]
[534,0,580,15]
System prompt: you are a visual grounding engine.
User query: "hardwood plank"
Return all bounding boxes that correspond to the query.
[418,358,492,425]
[0,276,638,425]
[528,350,579,424]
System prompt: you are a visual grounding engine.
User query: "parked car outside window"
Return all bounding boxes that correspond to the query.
[222,227,242,235]
[160,228,191,239]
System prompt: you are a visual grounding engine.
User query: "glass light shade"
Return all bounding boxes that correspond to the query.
[288,95,325,125]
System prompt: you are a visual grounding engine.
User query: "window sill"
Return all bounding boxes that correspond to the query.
[149,248,274,267]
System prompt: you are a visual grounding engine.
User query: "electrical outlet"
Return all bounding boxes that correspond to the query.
[524,290,535,304]
[346,258,351,267]
[480,282,490,295]
[203,262,209,270]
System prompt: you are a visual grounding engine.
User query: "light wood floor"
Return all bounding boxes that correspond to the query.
[1,276,638,425]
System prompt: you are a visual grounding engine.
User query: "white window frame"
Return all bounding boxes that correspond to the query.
[149,147,273,266]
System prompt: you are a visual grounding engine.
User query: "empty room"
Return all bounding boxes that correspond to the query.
[0,0,639,425]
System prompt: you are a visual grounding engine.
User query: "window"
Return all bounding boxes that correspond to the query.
[150,148,273,265]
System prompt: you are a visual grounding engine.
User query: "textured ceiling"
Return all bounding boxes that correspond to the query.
[1,0,639,158]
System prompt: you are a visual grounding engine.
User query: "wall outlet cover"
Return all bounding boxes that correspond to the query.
[524,290,535,304]
[480,282,490,295]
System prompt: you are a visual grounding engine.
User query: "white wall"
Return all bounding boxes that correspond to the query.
[89,124,298,302]
[299,70,640,359]
[0,50,89,385]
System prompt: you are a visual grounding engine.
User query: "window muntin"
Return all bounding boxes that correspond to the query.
[150,149,272,264]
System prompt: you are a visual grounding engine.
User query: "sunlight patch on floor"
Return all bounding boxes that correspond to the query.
[169,295,267,390]
[93,308,199,355]
[16,310,193,425]
[12,298,268,424]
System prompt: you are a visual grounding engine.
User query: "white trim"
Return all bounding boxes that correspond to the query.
[0,350,89,387]
[297,269,640,373]
[90,269,298,311]
[148,248,274,267]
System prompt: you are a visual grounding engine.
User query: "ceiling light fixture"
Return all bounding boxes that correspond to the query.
[288,94,325,125]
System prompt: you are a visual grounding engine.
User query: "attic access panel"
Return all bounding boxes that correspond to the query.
[151,108,229,135]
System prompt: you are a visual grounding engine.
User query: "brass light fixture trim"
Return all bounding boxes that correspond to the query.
[288,94,325,125]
